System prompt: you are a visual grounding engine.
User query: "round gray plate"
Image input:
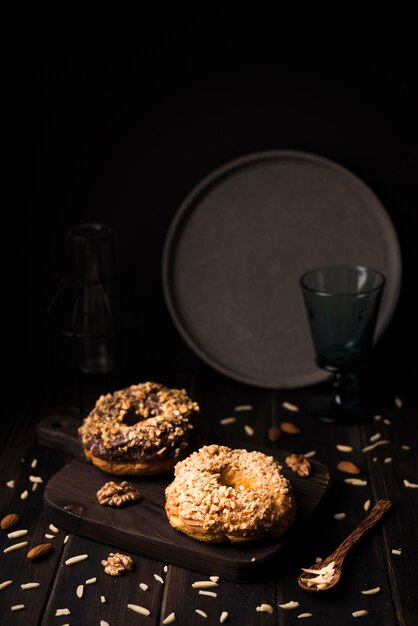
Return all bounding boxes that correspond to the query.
[162,151,402,388]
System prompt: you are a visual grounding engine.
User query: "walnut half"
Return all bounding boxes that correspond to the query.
[96,481,141,507]
[285,453,311,477]
[101,552,134,576]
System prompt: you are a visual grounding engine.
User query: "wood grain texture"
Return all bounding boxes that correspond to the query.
[43,450,330,582]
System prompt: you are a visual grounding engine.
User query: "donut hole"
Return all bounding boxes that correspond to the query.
[122,406,144,426]
[219,468,254,491]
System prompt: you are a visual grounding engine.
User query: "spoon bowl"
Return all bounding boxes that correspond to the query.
[298,499,392,592]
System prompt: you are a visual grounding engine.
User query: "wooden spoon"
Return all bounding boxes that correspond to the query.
[298,499,392,592]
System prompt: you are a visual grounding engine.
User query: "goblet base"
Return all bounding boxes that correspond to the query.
[307,390,371,425]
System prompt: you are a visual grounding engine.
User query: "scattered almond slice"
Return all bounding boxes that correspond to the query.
[394,396,402,408]
[392,549,402,555]
[199,590,217,597]
[6,480,15,488]
[302,561,335,575]
[21,582,40,590]
[100,595,106,603]
[55,608,71,616]
[85,577,96,585]
[333,512,346,520]
[30,459,38,468]
[76,584,84,598]
[162,612,176,625]
[29,476,43,484]
[20,490,29,500]
[244,425,254,437]
[256,604,274,613]
[298,613,313,618]
[127,604,150,616]
[220,417,236,426]
[195,609,208,617]
[280,421,301,435]
[403,479,418,488]
[384,457,392,464]
[282,401,299,412]
[65,554,88,566]
[139,583,149,591]
[154,574,164,584]
[362,440,390,453]
[0,580,13,591]
[49,524,59,533]
[8,530,28,539]
[374,415,382,421]
[352,610,369,618]
[303,450,316,458]
[401,445,411,450]
[4,541,29,554]
[369,433,382,442]
[192,581,219,589]
[315,557,322,563]
[220,611,229,623]
[344,478,368,486]
[279,601,299,610]
[233,404,253,412]
[337,461,361,474]
[11,605,25,612]
[364,499,371,511]
[361,587,380,595]
[210,576,219,582]
[336,444,353,452]
[383,419,391,426]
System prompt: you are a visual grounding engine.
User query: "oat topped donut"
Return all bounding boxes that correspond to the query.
[165,444,296,543]
[79,381,200,476]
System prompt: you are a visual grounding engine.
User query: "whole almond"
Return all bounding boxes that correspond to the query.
[1,513,20,530]
[337,460,361,475]
[27,543,53,561]
[268,425,282,442]
[280,421,301,435]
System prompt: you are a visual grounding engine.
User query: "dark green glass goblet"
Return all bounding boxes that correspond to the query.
[300,265,385,424]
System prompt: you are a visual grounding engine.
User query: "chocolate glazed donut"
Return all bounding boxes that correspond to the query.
[78,382,201,476]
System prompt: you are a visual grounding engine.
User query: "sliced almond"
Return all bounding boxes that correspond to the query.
[337,461,361,475]
[362,439,390,453]
[233,404,253,412]
[279,601,299,610]
[244,425,254,437]
[4,541,28,554]
[195,609,208,617]
[220,417,236,426]
[336,444,353,452]
[344,478,368,486]
[1,513,20,530]
[162,613,176,625]
[220,611,229,623]
[298,614,313,618]
[280,421,301,435]
[127,604,150,616]
[403,479,418,488]
[361,587,380,595]
[364,499,371,511]
[256,604,274,613]
[0,580,13,590]
[268,426,282,442]
[282,401,299,412]
[333,512,346,520]
[192,581,219,588]
[394,396,402,408]
[352,610,369,617]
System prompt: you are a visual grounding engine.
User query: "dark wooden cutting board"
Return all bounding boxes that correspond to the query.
[38,414,330,582]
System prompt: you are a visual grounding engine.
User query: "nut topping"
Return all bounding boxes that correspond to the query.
[285,454,311,477]
[280,421,301,435]
[268,426,282,442]
[101,552,134,576]
[1,513,20,530]
[337,461,361,475]
[96,481,141,507]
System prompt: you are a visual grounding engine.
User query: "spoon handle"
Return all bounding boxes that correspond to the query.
[330,499,392,562]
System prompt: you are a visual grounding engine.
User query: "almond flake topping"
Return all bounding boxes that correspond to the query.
[404,479,418,488]
[21,582,40,590]
[65,554,88,566]
[362,440,390,453]
[244,425,254,437]
[333,512,346,520]
[220,611,229,623]
[162,612,176,624]
[364,499,371,511]
[0,580,13,591]
[127,604,150,616]
[298,614,313,619]
[369,433,382,442]
[11,605,25,611]
[336,444,353,452]
[344,478,368,486]
[192,581,219,588]
[220,417,236,426]
[234,405,253,412]
[195,609,208,617]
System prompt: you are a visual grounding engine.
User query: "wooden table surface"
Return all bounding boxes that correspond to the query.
[0,369,417,626]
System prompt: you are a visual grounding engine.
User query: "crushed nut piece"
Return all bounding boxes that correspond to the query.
[102,552,133,576]
[336,444,353,452]
[256,603,274,613]
[127,604,150,616]
[285,454,311,477]
[282,401,299,412]
[97,481,141,507]
[352,610,369,617]
[279,601,299,610]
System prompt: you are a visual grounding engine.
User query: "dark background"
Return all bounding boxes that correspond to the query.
[3,5,418,396]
